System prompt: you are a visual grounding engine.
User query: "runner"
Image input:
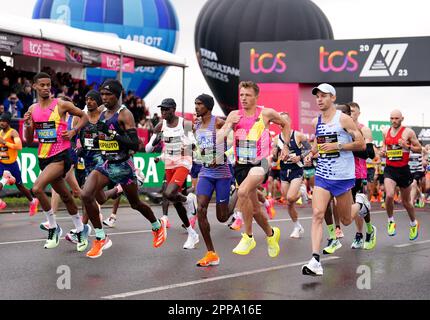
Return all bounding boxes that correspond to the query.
[274,112,310,238]
[145,98,198,249]
[217,81,290,258]
[23,72,89,251]
[409,147,425,208]
[81,79,166,258]
[301,84,369,276]
[381,110,422,239]
[193,94,233,267]
[0,112,39,214]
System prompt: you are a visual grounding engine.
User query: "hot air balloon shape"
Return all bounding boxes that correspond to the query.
[195,0,333,116]
[32,0,178,97]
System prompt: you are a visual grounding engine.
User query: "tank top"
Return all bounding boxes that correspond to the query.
[384,127,410,167]
[278,130,303,170]
[80,116,100,159]
[234,106,270,165]
[99,105,129,162]
[0,128,18,164]
[354,123,367,179]
[162,117,192,170]
[195,115,231,179]
[408,152,424,173]
[32,98,70,159]
[315,110,355,180]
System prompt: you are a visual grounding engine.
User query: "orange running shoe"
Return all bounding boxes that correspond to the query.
[196,251,220,267]
[152,218,167,248]
[265,197,276,219]
[86,236,112,258]
[277,197,286,204]
[29,198,39,216]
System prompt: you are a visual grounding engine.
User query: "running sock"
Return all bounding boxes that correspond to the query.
[388,217,395,223]
[236,211,243,220]
[95,228,106,240]
[151,219,161,231]
[0,177,7,186]
[410,220,417,227]
[366,222,373,234]
[327,224,336,240]
[44,209,56,229]
[247,234,253,238]
[71,212,84,233]
[186,226,197,235]
[294,221,302,229]
[312,253,320,262]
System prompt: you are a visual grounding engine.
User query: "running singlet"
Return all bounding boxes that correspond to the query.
[0,128,17,164]
[234,106,270,165]
[277,130,302,170]
[80,118,100,157]
[32,98,71,159]
[98,105,129,162]
[354,123,367,179]
[162,117,192,170]
[195,115,231,178]
[315,110,355,180]
[409,152,424,173]
[384,127,410,167]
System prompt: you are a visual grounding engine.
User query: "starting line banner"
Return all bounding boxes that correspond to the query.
[4,148,164,190]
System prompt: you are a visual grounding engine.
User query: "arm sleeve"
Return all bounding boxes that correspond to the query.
[115,128,139,152]
[300,140,312,158]
[353,143,375,159]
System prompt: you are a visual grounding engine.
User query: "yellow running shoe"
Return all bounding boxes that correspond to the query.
[267,227,281,258]
[409,221,419,241]
[363,225,377,250]
[232,233,256,255]
[387,221,396,236]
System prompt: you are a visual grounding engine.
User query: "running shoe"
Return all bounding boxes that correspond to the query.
[3,171,16,185]
[86,236,112,258]
[229,217,243,231]
[351,233,364,249]
[290,225,304,239]
[387,221,396,236]
[196,251,220,267]
[335,227,344,239]
[355,193,371,218]
[364,225,377,250]
[184,193,197,216]
[160,215,171,229]
[0,199,7,210]
[44,224,62,249]
[183,232,199,249]
[29,198,39,216]
[103,216,117,228]
[265,197,276,219]
[277,197,286,204]
[152,218,167,248]
[66,224,92,245]
[409,221,419,241]
[323,238,342,254]
[267,227,281,258]
[302,257,323,276]
[76,224,91,252]
[381,202,385,209]
[232,233,256,255]
[296,197,303,205]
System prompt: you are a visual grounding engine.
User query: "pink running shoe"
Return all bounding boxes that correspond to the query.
[29,198,39,216]
[229,217,243,231]
[3,171,16,185]
[160,216,171,229]
[0,199,7,210]
[265,197,276,219]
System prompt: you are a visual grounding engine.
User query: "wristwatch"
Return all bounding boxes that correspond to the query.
[337,142,343,151]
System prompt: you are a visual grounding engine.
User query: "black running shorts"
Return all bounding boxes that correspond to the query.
[384,165,413,189]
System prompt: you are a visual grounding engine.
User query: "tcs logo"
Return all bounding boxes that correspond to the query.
[29,41,42,55]
[319,46,358,72]
[250,48,287,74]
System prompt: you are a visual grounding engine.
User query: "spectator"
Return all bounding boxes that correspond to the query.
[3,92,24,118]
[0,76,11,103]
[138,116,154,132]
[56,85,70,98]
[18,84,34,115]
[0,104,4,116]
[151,112,161,127]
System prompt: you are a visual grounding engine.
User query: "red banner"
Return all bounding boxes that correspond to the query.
[101,53,135,73]
[23,37,65,61]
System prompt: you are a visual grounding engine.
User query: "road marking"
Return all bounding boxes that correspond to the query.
[394,239,430,248]
[101,256,340,299]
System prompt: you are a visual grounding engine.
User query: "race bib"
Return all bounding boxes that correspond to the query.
[35,121,57,143]
[317,134,339,158]
[99,140,119,152]
[236,139,257,164]
[84,138,94,148]
[0,146,9,160]
[387,145,403,161]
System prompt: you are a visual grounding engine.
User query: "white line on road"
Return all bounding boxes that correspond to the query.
[394,240,430,248]
[101,256,340,299]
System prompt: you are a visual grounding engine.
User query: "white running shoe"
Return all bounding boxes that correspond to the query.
[290,226,304,239]
[184,193,197,216]
[355,193,371,218]
[183,232,199,249]
[302,257,323,276]
[103,216,116,228]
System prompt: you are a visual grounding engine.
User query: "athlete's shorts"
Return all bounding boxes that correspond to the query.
[190,162,202,179]
[196,176,231,203]
[366,168,375,183]
[280,168,304,183]
[269,169,281,180]
[351,179,365,200]
[384,165,413,189]
[303,168,315,179]
[0,161,22,184]
[96,158,137,186]
[234,160,269,186]
[315,176,355,197]
[412,171,425,183]
[165,166,190,191]
[75,168,86,188]
[38,150,72,178]
[84,153,104,176]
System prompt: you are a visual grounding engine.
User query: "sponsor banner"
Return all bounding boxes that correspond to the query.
[412,126,430,145]
[101,53,135,73]
[0,32,23,54]
[240,36,430,83]
[23,37,65,61]
[369,121,391,147]
[4,148,165,189]
[65,46,101,67]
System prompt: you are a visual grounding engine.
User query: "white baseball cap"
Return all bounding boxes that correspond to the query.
[312,83,336,96]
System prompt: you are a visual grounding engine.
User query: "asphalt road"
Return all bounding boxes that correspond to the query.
[0,202,429,300]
